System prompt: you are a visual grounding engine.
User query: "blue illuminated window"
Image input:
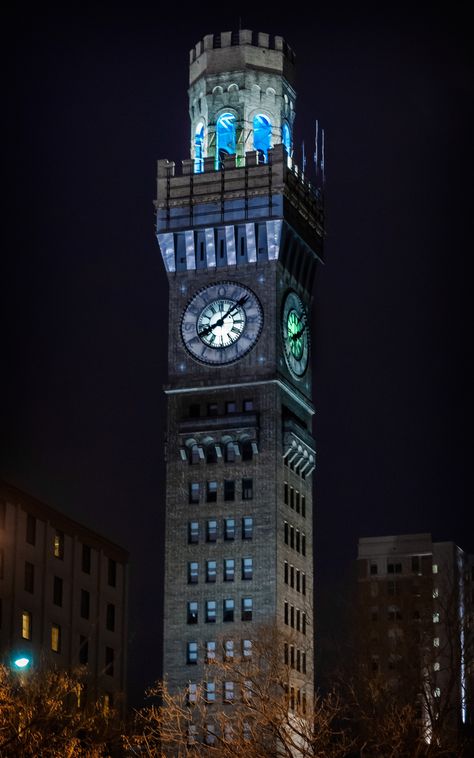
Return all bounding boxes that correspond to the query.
[216,112,236,167]
[253,114,272,162]
[194,123,204,173]
[282,122,291,155]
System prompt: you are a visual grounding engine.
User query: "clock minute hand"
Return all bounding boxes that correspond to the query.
[221,294,249,322]
[291,323,306,341]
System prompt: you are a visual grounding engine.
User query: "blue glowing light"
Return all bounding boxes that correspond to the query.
[216,113,236,167]
[253,114,272,162]
[14,657,30,669]
[282,122,291,155]
[194,123,204,173]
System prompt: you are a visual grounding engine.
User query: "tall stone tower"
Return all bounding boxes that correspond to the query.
[155,30,324,709]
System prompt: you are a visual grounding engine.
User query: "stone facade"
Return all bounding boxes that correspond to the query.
[157,30,324,709]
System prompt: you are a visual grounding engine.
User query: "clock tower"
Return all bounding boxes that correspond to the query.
[155,30,324,707]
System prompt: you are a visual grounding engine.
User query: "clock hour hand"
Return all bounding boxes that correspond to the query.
[291,322,306,341]
[198,295,248,338]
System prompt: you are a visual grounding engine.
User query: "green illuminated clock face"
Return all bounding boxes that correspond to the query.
[282,291,309,377]
[181,281,263,365]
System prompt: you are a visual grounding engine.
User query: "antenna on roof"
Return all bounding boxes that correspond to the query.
[314,120,319,181]
[321,128,326,185]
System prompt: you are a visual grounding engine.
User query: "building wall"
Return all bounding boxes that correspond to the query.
[0,481,128,712]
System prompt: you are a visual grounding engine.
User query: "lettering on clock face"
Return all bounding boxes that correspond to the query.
[282,291,309,378]
[181,282,263,365]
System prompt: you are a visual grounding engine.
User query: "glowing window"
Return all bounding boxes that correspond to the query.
[51,623,61,653]
[242,639,252,657]
[434,661,440,671]
[53,531,64,559]
[188,682,198,703]
[433,612,440,623]
[22,611,32,640]
[253,114,272,162]
[194,123,204,173]
[282,122,291,155]
[224,558,235,581]
[432,564,438,574]
[206,641,216,661]
[224,681,235,702]
[187,641,198,664]
[205,681,216,703]
[433,637,440,647]
[216,112,236,167]
[224,639,234,659]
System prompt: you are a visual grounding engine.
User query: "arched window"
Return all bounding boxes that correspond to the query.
[216,112,236,167]
[194,123,204,173]
[282,122,291,156]
[253,114,272,163]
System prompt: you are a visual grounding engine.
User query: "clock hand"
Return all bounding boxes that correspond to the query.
[291,323,306,341]
[198,295,249,338]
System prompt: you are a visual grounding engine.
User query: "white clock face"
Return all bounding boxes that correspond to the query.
[282,291,309,378]
[181,282,263,365]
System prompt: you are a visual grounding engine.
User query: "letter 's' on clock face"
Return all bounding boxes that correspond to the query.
[282,291,309,377]
[181,282,263,365]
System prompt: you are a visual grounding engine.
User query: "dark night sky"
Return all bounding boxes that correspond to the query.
[1,3,473,703]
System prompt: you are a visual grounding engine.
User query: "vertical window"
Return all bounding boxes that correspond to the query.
[242,517,253,540]
[412,556,420,574]
[226,401,236,414]
[243,399,253,411]
[242,557,253,580]
[206,641,216,662]
[296,609,301,631]
[242,441,253,461]
[290,526,294,549]
[187,641,198,664]
[302,612,307,635]
[188,561,199,584]
[79,635,88,664]
[53,531,64,559]
[206,600,217,623]
[302,573,306,595]
[189,403,200,418]
[284,483,289,505]
[224,480,235,501]
[207,402,218,416]
[26,514,36,545]
[302,652,307,674]
[206,560,217,583]
[106,603,115,632]
[205,681,216,703]
[242,639,252,658]
[284,522,289,544]
[296,569,300,592]
[108,559,117,587]
[224,559,235,581]
[105,647,114,676]
[253,114,272,161]
[206,520,218,542]
[53,576,63,606]
[290,565,295,588]
[282,122,291,155]
[295,530,300,552]
[206,482,217,503]
[224,639,234,659]
[24,562,34,593]
[301,495,306,517]
[290,605,294,628]
[188,521,199,544]
[206,724,217,745]
[188,601,198,624]
[370,563,378,575]
[80,589,90,620]
[284,561,289,584]
[290,488,294,510]
[22,610,32,640]
[242,478,253,500]
[225,442,236,462]
[302,533,306,556]
[51,623,61,653]
[223,598,234,622]
[242,597,253,621]
[82,544,91,574]
[284,602,289,625]
[295,491,300,513]
[188,683,198,704]
[216,112,236,167]
[224,681,235,702]
[189,482,201,504]
[194,122,204,173]
[224,518,235,540]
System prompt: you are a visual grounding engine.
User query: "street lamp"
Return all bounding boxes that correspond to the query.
[13,656,30,669]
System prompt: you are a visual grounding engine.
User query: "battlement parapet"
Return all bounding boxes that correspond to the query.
[189,30,296,87]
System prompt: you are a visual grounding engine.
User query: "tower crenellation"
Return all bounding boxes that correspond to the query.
[188,30,296,170]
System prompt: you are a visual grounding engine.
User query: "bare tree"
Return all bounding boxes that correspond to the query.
[0,663,120,757]
[126,623,354,757]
